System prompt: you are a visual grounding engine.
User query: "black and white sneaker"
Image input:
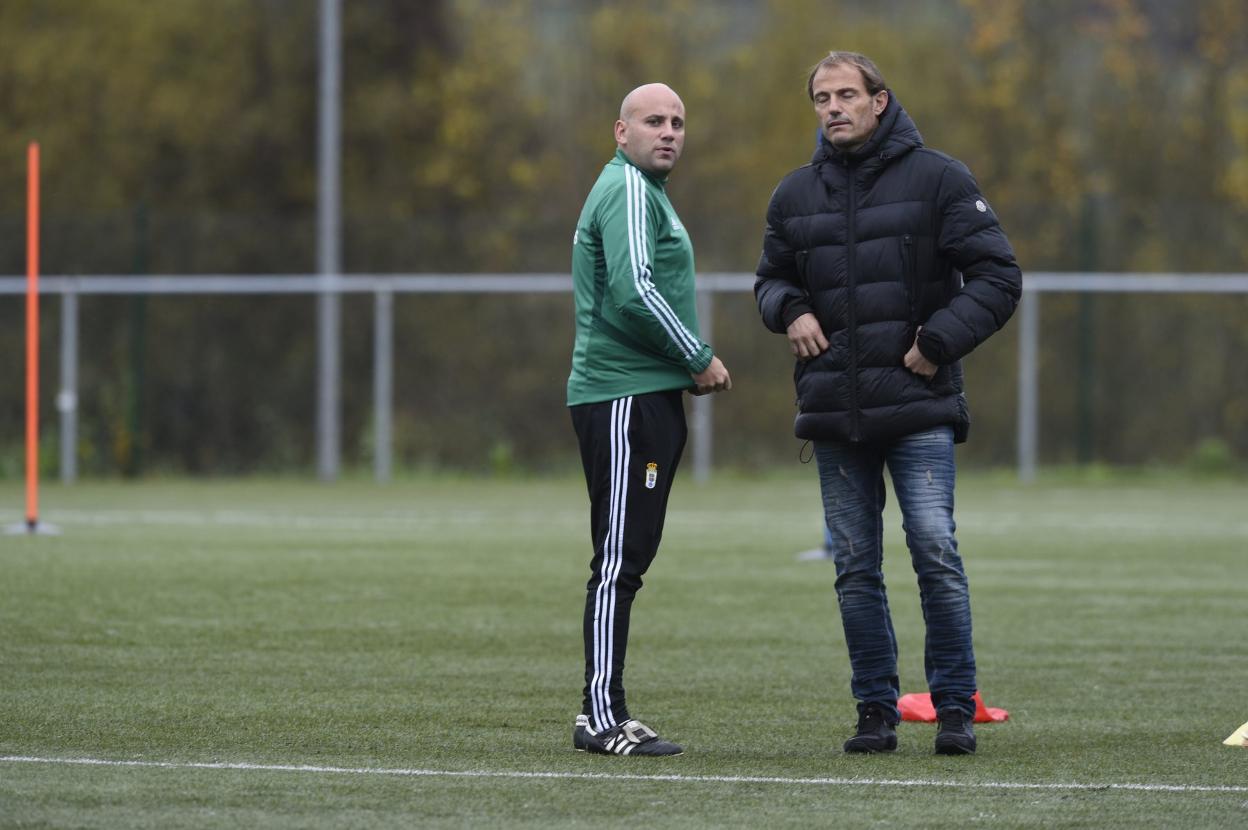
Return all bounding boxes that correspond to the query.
[572,715,596,751]
[843,703,898,753]
[573,715,683,756]
[934,708,977,755]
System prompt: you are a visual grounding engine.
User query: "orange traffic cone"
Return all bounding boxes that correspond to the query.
[898,690,1009,723]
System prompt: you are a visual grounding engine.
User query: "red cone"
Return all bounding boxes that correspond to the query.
[898,690,1009,723]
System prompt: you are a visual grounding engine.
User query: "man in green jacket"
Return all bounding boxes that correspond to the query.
[568,83,730,757]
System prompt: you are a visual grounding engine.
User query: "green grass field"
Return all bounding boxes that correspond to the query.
[2,471,1246,828]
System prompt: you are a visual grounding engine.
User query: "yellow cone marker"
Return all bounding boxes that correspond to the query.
[1223,721,1248,747]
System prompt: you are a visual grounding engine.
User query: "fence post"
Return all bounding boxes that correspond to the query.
[316,0,342,481]
[691,285,713,483]
[58,285,78,484]
[1017,290,1039,483]
[374,287,393,483]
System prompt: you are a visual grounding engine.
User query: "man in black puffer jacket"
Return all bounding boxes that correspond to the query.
[755,52,1021,756]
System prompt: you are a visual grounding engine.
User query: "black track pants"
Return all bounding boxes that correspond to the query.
[570,390,687,732]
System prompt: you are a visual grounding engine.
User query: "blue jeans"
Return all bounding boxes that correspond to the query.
[815,426,976,721]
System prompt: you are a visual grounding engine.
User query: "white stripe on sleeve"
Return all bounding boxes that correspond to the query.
[623,167,701,359]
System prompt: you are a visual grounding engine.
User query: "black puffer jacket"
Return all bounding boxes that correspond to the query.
[755,94,1022,444]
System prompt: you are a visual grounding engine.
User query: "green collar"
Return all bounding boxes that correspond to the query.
[614,148,669,185]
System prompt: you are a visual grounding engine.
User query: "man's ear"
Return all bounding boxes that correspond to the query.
[873,90,889,116]
[614,119,627,145]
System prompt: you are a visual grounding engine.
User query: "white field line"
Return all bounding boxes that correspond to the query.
[0,507,579,533]
[1,507,1246,540]
[1,755,1245,795]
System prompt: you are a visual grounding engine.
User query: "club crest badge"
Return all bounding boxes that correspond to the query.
[645,462,658,489]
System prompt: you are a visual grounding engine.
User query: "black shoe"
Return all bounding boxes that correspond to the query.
[573,715,683,756]
[935,708,977,755]
[573,714,594,751]
[843,703,897,753]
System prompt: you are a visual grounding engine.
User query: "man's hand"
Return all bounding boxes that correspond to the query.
[691,356,732,395]
[786,313,829,360]
[904,329,938,379]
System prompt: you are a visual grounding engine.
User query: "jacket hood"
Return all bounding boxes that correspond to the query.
[811,92,924,165]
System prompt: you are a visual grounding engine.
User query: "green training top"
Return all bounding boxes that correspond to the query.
[566,149,713,406]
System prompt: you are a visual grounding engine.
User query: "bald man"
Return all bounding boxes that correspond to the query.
[567,84,730,757]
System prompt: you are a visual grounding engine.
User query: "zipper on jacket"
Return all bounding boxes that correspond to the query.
[903,234,919,326]
[847,165,860,441]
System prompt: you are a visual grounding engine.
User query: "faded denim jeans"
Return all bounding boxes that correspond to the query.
[815,426,976,721]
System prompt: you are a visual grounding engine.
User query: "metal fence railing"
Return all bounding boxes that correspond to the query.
[3,272,1247,483]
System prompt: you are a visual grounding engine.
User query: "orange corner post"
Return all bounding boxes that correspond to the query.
[25,142,40,530]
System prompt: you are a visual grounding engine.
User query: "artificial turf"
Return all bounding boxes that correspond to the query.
[2,471,1246,827]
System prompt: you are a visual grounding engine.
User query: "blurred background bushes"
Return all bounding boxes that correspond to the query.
[0,0,1245,475]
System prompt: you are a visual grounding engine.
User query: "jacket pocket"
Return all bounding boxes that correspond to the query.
[795,249,810,289]
[902,235,919,326]
[793,358,808,409]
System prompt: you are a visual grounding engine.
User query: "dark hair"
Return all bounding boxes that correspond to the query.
[806,51,887,100]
